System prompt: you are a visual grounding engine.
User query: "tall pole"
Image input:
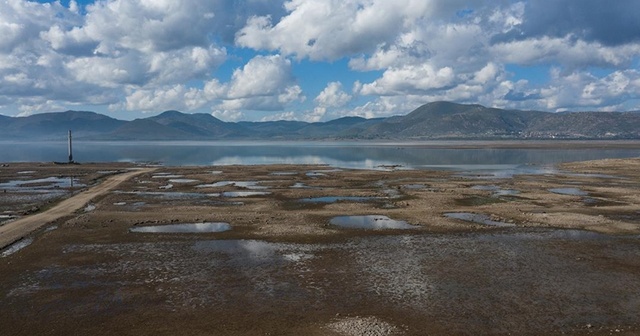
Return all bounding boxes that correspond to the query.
[68,130,73,163]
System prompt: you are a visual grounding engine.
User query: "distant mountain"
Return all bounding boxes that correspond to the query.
[355,102,541,139]
[102,119,199,140]
[526,112,640,139]
[0,111,125,140]
[237,120,309,139]
[148,110,246,138]
[353,102,640,139]
[300,117,385,138]
[2,102,640,140]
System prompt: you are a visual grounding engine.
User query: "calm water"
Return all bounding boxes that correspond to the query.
[1,141,639,170]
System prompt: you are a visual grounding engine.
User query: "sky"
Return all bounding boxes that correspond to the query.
[1,0,640,122]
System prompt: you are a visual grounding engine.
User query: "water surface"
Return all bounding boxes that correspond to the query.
[2,141,638,170]
[130,222,231,233]
[330,215,417,230]
[549,188,589,196]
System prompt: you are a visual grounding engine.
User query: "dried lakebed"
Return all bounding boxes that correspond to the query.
[2,159,640,335]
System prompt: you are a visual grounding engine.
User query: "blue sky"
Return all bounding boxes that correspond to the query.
[1,0,640,121]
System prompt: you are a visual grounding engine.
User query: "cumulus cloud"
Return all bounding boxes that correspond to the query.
[1,0,640,119]
[125,54,304,113]
[212,109,245,122]
[0,0,287,115]
[361,65,456,96]
[491,36,640,69]
[236,0,432,61]
[215,55,305,111]
[315,82,351,108]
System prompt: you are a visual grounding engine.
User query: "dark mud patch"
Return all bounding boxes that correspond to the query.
[455,196,506,206]
[582,197,629,207]
[300,196,382,204]
[604,211,640,224]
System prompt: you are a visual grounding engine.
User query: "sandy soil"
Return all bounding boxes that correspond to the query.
[1,158,640,335]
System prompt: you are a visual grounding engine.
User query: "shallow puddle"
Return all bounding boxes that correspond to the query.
[472,185,520,197]
[0,177,85,190]
[306,172,327,177]
[290,182,312,189]
[168,179,200,183]
[494,189,520,196]
[130,222,231,233]
[270,171,298,176]
[197,181,267,190]
[1,238,33,257]
[471,185,500,191]
[0,214,17,221]
[113,191,220,199]
[549,188,588,196]
[445,212,515,227]
[330,215,418,230]
[44,225,58,232]
[299,196,380,204]
[221,191,271,197]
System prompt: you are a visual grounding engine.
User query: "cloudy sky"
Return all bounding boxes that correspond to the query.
[1,0,640,121]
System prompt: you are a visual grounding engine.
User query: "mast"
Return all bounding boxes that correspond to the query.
[68,130,73,163]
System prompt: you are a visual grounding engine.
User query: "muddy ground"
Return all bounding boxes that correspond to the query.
[1,159,640,335]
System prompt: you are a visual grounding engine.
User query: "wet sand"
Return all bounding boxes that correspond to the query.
[1,158,640,335]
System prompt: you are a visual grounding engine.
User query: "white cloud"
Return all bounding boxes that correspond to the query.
[124,54,304,113]
[217,55,305,111]
[260,111,297,122]
[66,53,147,88]
[491,36,640,69]
[1,0,640,119]
[227,55,295,98]
[125,85,204,112]
[360,65,455,96]
[147,46,226,85]
[539,69,640,111]
[0,0,285,115]
[315,82,351,107]
[236,0,432,60]
[212,109,245,122]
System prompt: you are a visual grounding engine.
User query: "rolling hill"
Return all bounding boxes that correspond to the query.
[2,102,640,140]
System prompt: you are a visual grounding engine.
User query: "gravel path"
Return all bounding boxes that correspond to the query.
[0,168,155,249]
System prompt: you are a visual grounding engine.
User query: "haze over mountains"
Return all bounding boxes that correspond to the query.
[2,102,640,141]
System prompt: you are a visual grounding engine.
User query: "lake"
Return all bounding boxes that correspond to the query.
[1,140,639,170]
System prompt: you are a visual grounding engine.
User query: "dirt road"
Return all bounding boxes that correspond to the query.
[0,168,154,249]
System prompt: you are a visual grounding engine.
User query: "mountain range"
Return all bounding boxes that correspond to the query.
[2,101,640,140]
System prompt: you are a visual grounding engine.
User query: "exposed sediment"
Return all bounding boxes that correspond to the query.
[1,158,640,335]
